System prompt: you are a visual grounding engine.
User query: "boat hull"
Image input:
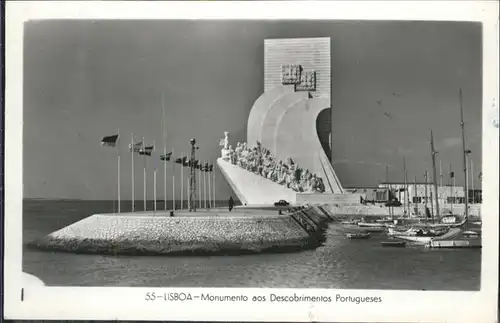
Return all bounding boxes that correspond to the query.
[392,235,434,244]
[428,239,482,249]
[345,233,370,239]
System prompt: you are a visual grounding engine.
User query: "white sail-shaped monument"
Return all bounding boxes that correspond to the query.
[218,37,361,206]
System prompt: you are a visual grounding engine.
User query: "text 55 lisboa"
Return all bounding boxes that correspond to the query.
[144,292,383,304]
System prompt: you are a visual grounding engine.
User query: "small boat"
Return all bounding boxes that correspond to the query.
[427,238,482,249]
[393,235,435,244]
[387,227,415,237]
[357,222,386,228]
[345,232,371,239]
[340,219,358,225]
[463,230,480,237]
[381,241,406,248]
[393,227,456,244]
[361,227,386,233]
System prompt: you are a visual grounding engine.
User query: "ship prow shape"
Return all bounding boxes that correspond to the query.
[217,157,297,205]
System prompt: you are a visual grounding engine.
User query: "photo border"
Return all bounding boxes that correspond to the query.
[4,1,499,322]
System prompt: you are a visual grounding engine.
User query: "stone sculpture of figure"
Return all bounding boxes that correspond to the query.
[257,164,263,176]
[285,171,293,188]
[311,174,320,192]
[317,177,325,193]
[228,145,236,164]
[220,131,231,160]
[235,142,243,167]
[303,173,314,192]
[294,167,302,183]
[278,166,288,185]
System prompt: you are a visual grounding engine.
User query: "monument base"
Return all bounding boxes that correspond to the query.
[28,207,331,256]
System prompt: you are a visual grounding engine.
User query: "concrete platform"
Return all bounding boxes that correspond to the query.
[28,206,329,256]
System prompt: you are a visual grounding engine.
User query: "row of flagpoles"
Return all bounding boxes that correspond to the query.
[101,131,216,214]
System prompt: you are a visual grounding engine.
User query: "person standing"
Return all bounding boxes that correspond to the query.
[228,196,234,212]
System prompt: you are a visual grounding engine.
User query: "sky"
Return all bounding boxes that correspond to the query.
[23,20,482,200]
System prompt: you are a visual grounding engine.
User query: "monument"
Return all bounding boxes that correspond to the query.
[217,37,360,206]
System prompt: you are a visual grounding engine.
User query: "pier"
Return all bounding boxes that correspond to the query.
[29,206,332,256]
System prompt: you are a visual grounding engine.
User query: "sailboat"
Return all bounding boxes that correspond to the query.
[392,129,451,244]
[427,88,481,249]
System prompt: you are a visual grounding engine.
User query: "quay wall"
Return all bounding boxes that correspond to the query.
[30,208,330,256]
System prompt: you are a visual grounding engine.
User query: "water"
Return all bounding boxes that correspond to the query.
[23,200,481,290]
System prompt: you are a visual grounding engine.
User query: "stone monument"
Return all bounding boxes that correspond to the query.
[217,37,360,205]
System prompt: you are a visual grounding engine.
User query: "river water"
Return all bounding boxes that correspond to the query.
[22,200,481,290]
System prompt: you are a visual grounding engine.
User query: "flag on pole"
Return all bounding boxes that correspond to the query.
[160,152,173,161]
[465,149,472,154]
[139,145,154,156]
[101,134,119,147]
[175,156,188,165]
[129,141,143,152]
[450,172,455,178]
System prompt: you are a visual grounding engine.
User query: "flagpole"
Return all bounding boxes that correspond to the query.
[164,147,167,210]
[162,92,167,211]
[154,167,157,212]
[186,158,189,210]
[181,153,184,210]
[204,162,207,209]
[187,171,191,209]
[213,166,216,208]
[198,166,202,209]
[143,138,146,211]
[131,133,135,212]
[117,128,121,214]
[172,148,176,211]
[153,140,157,212]
[208,166,212,209]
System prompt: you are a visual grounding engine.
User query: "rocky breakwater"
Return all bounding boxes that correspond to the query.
[29,207,331,256]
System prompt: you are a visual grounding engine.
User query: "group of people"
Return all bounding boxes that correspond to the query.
[223,141,326,193]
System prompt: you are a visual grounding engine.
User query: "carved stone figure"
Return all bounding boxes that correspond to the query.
[220,131,231,160]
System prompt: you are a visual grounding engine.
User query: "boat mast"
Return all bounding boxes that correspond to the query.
[403,157,407,217]
[386,165,393,221]
[430,129,439,223]
[424,169,428,211]
[459,88,469,227]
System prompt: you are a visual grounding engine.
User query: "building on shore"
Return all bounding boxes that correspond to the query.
[378,182,482,206]
[345,182,482,207]
[344,186,392,204]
